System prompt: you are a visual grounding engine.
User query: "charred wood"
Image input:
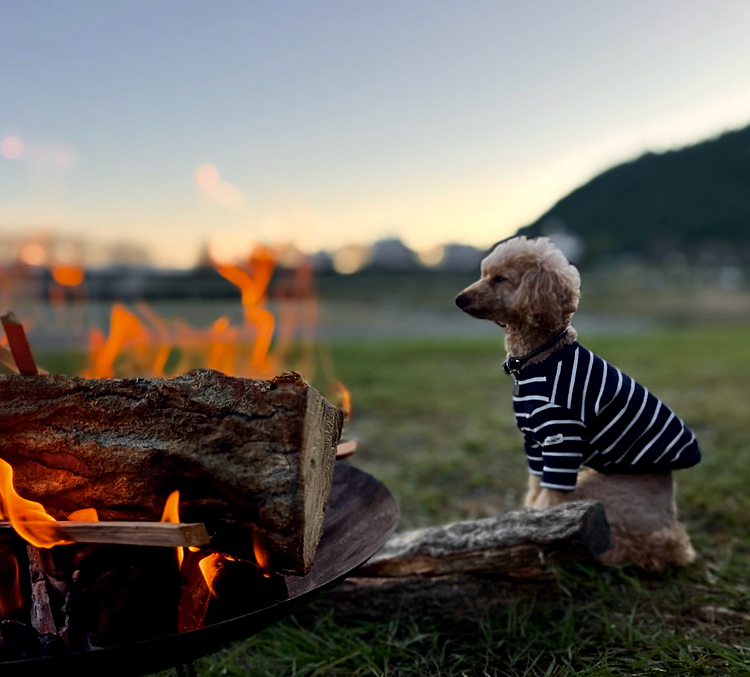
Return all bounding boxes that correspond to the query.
[65,545,182,649]
[25,546,57,637]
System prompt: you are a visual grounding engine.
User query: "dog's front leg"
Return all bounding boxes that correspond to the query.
[524,474,542,507]
[531,487,568,509]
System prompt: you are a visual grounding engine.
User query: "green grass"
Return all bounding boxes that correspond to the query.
[150,325,750,676]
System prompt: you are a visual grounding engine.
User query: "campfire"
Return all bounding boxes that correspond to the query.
[0,246,395,671]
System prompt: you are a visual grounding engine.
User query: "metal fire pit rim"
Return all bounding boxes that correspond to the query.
[0,461,399,677]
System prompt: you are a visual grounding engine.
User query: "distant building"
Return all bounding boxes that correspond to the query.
[365,238,419,271]
[310,250,334,273]
[0,229,150,268]
[437,243,485,272]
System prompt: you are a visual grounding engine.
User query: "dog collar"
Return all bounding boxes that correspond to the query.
[503,327,570,376]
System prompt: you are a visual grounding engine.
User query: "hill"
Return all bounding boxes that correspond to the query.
[517,123,750,263]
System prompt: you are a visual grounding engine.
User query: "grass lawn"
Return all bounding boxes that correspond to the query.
[151,324,750,676]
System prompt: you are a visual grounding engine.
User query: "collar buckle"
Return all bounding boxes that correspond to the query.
[503,327,569,377]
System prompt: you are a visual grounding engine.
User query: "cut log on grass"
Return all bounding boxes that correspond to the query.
[324,501,610,619]
[360,500,611,577]
[0,369,344,574]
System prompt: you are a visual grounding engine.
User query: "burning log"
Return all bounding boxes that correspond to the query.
[177,551,214,633]
[0,369,344,574]
[325,501,611,619]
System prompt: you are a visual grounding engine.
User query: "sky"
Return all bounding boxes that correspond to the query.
[1,0,750,268]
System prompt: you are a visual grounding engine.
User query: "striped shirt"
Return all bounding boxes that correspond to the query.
[511,342,701,491]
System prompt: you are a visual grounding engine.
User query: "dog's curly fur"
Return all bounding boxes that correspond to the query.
[456,235,696,571]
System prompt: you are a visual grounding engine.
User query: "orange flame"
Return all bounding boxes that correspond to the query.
[84,303,157,378]
[197,553,225,597]
[213,244,278,377]
[75,245,349,409]
[68,508,99,522]
[207,316,237,374]
[160,490,184,568]
[334,381,352,419]
[79,245,281,381]
[0,458,71,548]
[252,527,272,578]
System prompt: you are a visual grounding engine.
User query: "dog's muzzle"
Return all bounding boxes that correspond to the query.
[455,294,472,310]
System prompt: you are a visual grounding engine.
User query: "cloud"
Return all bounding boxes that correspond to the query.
[194,163,245,209]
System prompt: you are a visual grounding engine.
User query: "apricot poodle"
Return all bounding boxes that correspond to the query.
[456,236,700,571]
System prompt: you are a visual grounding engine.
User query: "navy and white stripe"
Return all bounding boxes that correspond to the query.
[513,343,700,491]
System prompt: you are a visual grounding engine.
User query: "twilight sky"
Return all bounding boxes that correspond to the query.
[2,0,750,267]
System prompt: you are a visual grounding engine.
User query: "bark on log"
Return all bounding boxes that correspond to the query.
[324,501,611,619]
[360,500,611,577]
[0,369,344,574]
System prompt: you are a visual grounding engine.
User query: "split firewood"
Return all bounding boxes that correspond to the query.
[0,313,48,375]
[0,369,344,575]
[0,521,211,548]
[324,501,611,619]
[0,342,48,375]
[0,312,41,375]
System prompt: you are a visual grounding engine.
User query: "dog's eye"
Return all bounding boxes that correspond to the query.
[492,275,507,285]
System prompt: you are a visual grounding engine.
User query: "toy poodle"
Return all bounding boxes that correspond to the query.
[455,236,700,570]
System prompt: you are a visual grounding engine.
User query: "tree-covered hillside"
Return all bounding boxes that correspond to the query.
[517,123,750,263]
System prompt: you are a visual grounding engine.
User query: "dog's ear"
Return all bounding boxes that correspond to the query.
[514,264,579,328]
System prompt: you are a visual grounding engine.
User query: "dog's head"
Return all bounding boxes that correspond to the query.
[455,236,580,329]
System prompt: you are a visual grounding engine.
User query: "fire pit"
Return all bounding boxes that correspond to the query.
[0,252,391,674]
[0,461,398,677]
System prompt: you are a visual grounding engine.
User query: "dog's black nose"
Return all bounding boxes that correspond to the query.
[455,294,471,309]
